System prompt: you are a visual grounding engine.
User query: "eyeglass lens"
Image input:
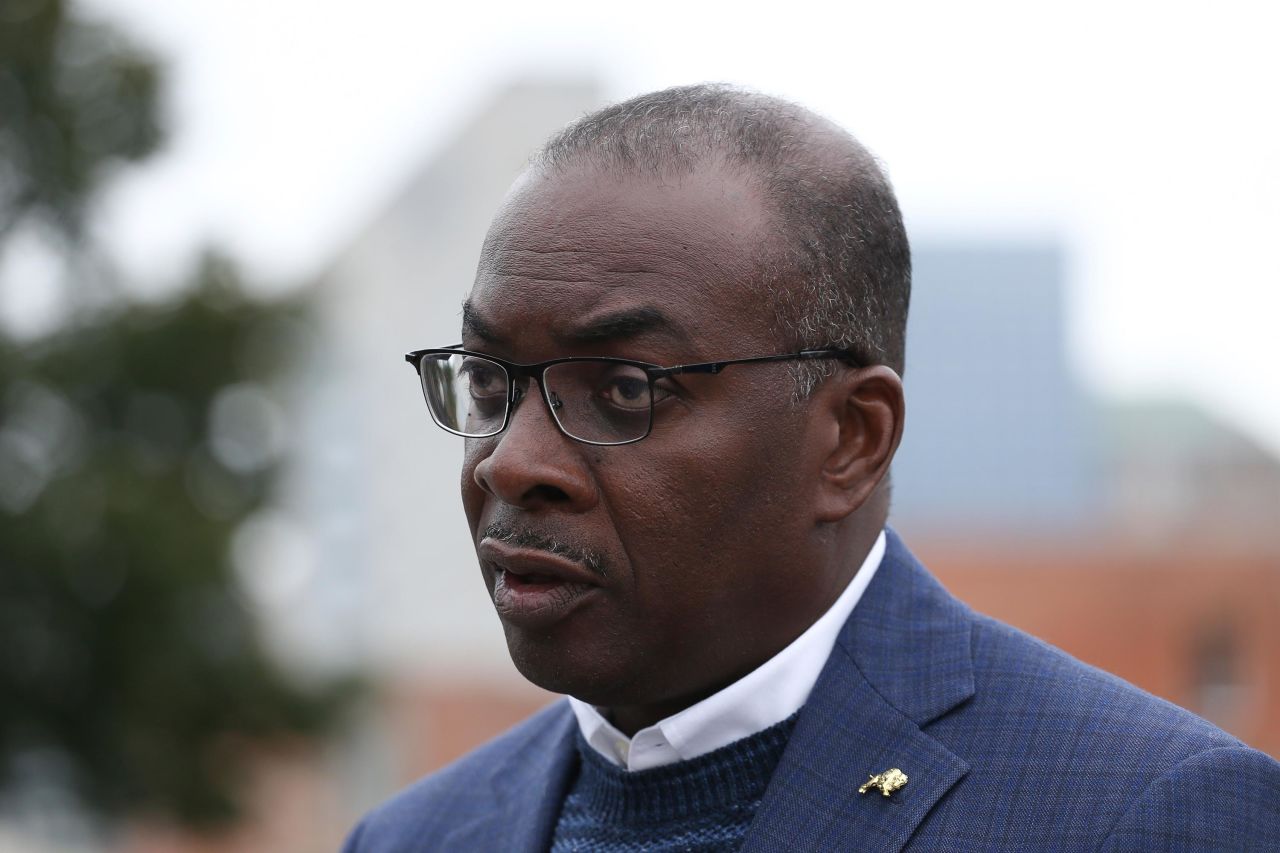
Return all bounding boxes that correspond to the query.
[418,353,655,444]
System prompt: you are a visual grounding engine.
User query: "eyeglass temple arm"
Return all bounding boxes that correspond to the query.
[405,345,465,365]
[654,349,859,377]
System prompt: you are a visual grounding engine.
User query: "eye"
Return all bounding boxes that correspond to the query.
[460,359,507,399]
[597,366,653,411]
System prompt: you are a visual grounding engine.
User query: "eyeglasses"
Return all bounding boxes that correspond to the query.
[404,346,860,446]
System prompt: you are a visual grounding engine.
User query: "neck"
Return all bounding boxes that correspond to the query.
[604,675,745,737]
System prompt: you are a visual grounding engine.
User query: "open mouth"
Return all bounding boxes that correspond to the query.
[490,567,597,625]
[503,571,561,588]
[477,535,604,626]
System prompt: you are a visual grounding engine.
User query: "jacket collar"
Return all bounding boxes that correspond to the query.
[841,527,976,726]
[742,527,975,852]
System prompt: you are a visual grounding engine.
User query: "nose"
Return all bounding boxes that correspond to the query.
[471,380,598,512]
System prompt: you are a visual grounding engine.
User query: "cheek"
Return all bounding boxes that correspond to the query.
[610,419,805,599]
[460,441,489,530]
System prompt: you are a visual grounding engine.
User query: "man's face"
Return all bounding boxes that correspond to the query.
[461,165,834,723]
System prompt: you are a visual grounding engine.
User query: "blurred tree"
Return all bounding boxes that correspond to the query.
[0,0,354,831]
[0,0,161,242]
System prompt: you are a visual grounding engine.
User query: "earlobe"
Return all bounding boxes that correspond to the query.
[814,366,905,523]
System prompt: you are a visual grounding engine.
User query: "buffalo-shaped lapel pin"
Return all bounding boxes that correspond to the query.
[859,768,909,797]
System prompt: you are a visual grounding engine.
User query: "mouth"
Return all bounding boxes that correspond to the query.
[478,537,603,627]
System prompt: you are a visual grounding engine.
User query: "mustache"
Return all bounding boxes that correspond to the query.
[481,523,608,578]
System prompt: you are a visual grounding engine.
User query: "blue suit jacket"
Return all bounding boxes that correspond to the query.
[345,530,1280,851]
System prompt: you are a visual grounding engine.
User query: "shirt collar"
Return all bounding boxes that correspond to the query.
[568,529,887,771]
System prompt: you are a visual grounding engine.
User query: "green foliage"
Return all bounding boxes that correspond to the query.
[1,0,162,241]
[0,0,357,830]
[0,256,356,826]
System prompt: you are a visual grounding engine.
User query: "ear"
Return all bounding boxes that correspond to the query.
[812,365,905,523]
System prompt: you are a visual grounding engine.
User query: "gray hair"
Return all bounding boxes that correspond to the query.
[533,84,911,395]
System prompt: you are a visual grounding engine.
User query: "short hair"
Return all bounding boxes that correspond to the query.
[533,84,911,391]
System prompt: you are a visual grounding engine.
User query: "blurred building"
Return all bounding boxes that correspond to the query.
[272,78,1280,846]
[893,245,1099,536]
[1101,400,1280,549]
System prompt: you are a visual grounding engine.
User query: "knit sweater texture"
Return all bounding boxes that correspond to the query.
[549,713,799,852]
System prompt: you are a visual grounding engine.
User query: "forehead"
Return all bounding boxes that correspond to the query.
[467,164,777,357]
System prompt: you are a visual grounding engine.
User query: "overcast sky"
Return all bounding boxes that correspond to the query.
[33,0,1280,455]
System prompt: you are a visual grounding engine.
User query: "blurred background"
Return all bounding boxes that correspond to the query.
[1,0,1277,849]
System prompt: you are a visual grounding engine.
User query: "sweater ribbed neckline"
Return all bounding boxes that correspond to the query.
[566,712,799,826]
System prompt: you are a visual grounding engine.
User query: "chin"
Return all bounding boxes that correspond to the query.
[503,627,637,706]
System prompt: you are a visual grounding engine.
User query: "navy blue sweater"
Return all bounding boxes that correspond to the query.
[550,714,799,852]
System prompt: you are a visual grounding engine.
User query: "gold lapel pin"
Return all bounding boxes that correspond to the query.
[859,768,909,797]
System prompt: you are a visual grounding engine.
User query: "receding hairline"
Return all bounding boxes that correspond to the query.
[483,94,875,278]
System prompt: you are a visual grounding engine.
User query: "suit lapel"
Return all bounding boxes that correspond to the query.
[440,704,579,852]
[743,529,975,852]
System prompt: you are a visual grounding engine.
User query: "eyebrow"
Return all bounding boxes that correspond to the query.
[461,300,500,343]
[461,301,688,347]
[560,306,687,345]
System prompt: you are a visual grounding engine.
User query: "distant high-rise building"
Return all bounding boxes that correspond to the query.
[892,246,1100,537]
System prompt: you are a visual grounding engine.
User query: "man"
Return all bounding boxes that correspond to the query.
[345,85,1280,851]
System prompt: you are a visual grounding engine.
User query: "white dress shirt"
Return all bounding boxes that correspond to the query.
[568,529,887,771]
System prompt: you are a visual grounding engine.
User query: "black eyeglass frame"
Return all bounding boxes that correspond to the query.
[404,345,863,446]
